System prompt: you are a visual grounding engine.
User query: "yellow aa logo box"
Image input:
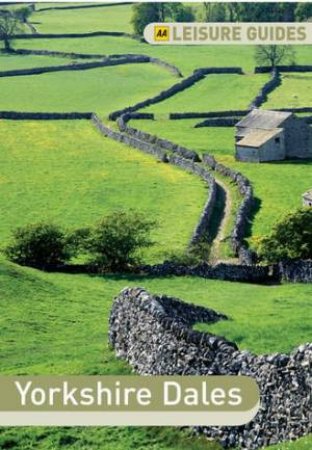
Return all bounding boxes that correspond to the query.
[154,26,170,42]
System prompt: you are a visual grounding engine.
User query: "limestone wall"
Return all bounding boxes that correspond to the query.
[109,287,312,450]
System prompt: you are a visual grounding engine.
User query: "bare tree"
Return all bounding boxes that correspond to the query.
[0,9,23,52]
[255,45,296,68]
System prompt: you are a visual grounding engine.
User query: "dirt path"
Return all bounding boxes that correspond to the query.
[210,178,235,264]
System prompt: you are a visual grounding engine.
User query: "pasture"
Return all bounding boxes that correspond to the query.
[144,74,270,113]
[0,64,174,118]
[0,2,311,449]
[0,120,206,263]
[32,3,134,34]
[13,36,312,75]
[265,72,312,109]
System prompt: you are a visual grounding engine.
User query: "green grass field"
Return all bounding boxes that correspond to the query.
[265,73,312,109]
[144,74,270,113]
[14,36,312,75]
[0,53,91,70]
[131,119,312,244]
[32,3,134,34]
[0,4,311,449]
[0,257,311,448]
[0,120,207,263]
[0,63,174,118]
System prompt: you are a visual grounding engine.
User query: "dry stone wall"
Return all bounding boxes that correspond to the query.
[12,49,182,77]
[92,114,216,245]
[249,69,281,109]
[109,67,243,120]
[0,111,92,120]
[139,261,275,283]
[202,154,254,263]
[0,55,152,78]
[195,117,240,128]
[116,112,254,262]
[109,287,312,449]
[255,65,312,73]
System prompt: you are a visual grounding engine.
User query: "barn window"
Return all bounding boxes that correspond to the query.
[275,137,280,144]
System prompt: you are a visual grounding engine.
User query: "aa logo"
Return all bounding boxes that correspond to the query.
[154,26,170,42]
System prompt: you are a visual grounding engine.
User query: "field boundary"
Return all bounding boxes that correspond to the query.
[36,2,132,12]
[109,67,244,120]
[110,287,312,448]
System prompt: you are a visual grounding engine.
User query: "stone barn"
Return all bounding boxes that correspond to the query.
[303,189,312,207]
[235,109,312,162]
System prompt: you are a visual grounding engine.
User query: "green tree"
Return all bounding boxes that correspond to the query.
[83,211,156,271]
[257,208,312,263]
[255,45,296,68]
[4,223,73,269]
[0,6,30,52]
[295,3,312,21]
[131,2,194,36]
[14,6,32,23]
[131,3,163,36]
[0,9,22,52]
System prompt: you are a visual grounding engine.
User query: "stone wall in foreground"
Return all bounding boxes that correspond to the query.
[109,287,312,450]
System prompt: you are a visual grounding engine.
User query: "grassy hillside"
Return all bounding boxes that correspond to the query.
[0,120,207,262]
[0,258,311,449]
[1,258,311,374]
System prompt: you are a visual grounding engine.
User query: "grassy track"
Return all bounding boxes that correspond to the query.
[0,120,207,263]
[131,119,312,245]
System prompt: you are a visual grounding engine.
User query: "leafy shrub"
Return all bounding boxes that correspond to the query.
[4,223,72,269]
[257,208,312,263]
[83,211,156,271]
[165,241,211,265]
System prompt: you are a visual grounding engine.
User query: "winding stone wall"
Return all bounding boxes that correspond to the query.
[202,154,254,263]
[12,49,182,77]
[116,112,254,262]
[92,114,216,245]
[109,287,312,449]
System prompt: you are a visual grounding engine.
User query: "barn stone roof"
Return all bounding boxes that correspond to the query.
[237,128,282,148]
[236,109,292,130]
